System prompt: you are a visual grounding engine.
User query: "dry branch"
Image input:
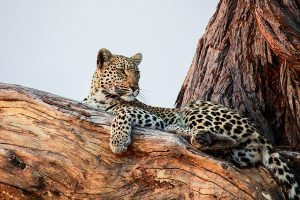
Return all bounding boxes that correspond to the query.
[0,82,285,199]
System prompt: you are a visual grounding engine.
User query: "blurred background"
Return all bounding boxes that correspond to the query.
[0,0,218,107]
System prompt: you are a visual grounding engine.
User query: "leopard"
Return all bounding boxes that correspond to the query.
[82,48,300,200]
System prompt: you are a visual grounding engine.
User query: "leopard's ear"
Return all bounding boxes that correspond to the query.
[97,48,112,67]
[131,53,142,66]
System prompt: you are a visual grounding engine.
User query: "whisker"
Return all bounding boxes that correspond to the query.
[136,89,149,103]
[139,88,152,94]
[136,94,146,101]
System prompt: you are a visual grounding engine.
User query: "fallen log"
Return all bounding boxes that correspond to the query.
[0,82,285,199]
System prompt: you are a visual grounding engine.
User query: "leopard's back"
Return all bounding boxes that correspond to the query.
[182,100,259,141]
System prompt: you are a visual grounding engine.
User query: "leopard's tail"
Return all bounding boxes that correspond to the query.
[262,143,300,200]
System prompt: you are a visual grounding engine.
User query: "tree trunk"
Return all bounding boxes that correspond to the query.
[0,82,287,199]
[176,0,300,149]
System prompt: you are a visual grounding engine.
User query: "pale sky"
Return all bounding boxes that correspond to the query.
[0,0,219,107]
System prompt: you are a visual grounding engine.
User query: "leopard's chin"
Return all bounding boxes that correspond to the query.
[120,95,135,102]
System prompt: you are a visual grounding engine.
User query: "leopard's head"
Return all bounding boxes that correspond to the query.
[89,48,142,102]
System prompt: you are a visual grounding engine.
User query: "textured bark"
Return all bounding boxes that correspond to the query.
[0,82,287,199]
[176,0,300,148]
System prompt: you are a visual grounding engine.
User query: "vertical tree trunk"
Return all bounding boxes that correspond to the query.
[176,0,300,148]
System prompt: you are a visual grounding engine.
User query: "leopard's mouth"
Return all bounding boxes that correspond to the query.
[102,87,136,102]
[115,88,138,101]
[120,95,135,102]
[102,90,118,99]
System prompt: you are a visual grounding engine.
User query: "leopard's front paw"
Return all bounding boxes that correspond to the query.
[96,103,109,111]
[81,98,89,106]
[109,133,131,154]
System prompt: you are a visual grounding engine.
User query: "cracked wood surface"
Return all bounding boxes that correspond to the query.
[0,82,284,199]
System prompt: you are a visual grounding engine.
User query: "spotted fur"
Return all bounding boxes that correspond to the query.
[82,49,299,199]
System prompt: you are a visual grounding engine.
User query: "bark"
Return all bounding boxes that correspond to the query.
[176,0,300,148]
[0,82,287,199]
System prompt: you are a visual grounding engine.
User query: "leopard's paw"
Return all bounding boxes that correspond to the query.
[191,131,237,151]
[96,103,109,111]
[81,97,108,110]
[81,98,89,106]
[191,131,212,149]
[109,133,131,154]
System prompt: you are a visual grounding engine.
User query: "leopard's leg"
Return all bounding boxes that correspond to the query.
[165,125,238,151]
[110,107,165,154]
[165,125,192,140]
[229,145,262,168]
[110,112,133,154]
[81,97,108,110]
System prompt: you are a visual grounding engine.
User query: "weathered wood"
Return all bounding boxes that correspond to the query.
[0,82,285,199]
[176,0,300,149]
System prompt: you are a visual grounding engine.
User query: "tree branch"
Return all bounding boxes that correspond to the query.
[0,82,285,199]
